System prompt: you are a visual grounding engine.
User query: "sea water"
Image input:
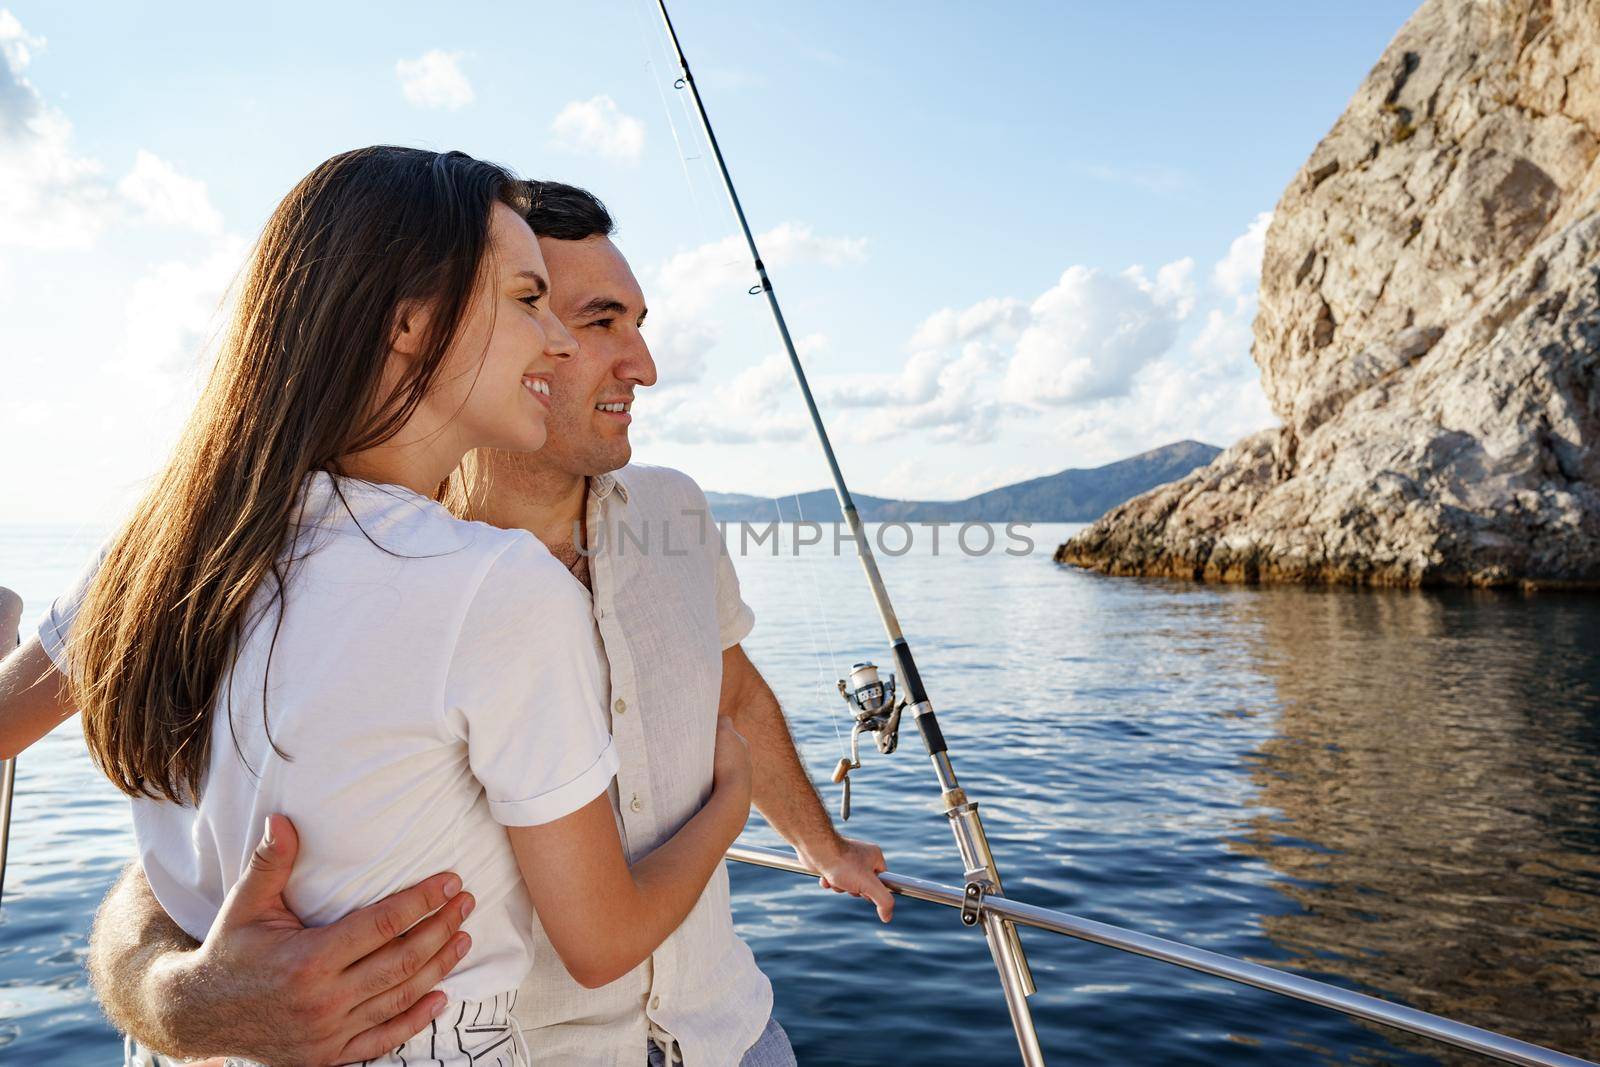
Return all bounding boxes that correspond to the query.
[1,521,1596,1065]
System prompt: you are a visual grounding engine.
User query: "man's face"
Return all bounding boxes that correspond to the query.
[536,234,657,476]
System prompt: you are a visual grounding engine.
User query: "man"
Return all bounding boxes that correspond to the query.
[89,182,893,1067]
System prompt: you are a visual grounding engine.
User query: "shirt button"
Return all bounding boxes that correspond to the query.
[650,996,661,1011]
[630,793,643,813]
[614,698,627,715]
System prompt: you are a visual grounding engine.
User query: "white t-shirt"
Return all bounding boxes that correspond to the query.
[39,472,619,999]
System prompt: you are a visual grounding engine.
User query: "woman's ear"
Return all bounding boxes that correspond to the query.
[390,300,434,362]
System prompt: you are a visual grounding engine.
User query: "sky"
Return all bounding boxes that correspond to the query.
[0,0,1419,523]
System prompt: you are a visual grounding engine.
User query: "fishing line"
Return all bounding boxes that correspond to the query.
[627,0,850,757]
[787,489,847,746]
[627,0,710,236]
[647,5,1045,1058]
[773,492,847,756]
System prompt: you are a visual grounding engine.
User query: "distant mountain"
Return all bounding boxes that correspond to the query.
[706,440,1222,523]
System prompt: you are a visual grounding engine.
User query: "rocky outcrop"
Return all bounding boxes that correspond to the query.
[1058,0,1600,588]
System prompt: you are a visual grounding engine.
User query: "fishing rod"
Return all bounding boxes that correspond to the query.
[650,3,1044,1063]
[726,844,1599,1067]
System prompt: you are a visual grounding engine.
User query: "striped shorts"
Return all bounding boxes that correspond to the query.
[125,991,528,1067]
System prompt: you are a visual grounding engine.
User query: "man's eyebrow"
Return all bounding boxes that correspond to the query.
[512,270,548,295]
[574,296,629,317]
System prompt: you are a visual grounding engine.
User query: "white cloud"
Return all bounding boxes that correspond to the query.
[117,150,224,234]
[550,95,645,164]
[0,8,42,122]
[907,296,1029,353]
[395,50,474,110]
[635,355,809,445]
[825,298,1025,419]
[810,216,1275,459]
[823,257,1194,442]
[1001,260,1192,406]
[116,235,250,405]
[642,315,717,385]
[0,16,228,252]
[640,223,867,390]
[1214,211,1271,299]
[0,12,109,249]
[655,222,867,315]
[1034,215,1276,457]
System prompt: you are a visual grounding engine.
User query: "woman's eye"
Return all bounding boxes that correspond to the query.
[519,294,544,309]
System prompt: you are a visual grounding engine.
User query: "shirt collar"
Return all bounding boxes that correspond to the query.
[590,467,630,504]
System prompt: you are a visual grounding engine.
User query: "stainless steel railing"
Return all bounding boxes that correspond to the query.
[726,843,1596,1067]
[0,587,19,907]
[0,752,14,904]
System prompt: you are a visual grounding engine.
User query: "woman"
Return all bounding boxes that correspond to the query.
[0,146,751,1066]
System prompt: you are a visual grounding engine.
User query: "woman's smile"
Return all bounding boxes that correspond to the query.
[523,374,553,410]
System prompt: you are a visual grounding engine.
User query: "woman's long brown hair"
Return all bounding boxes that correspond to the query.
[71,146,530,803]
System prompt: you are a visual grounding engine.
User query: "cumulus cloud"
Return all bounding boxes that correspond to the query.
[634,354,809,445]
[643,315,717,385]
[1001,260,1193,406]
[824,255,1196,442]
[1028,216,1275,456]
[640,222,867,391]
[550,95,645,163]
[0,8,41,130]
[396,49,474,110]
[117,235,250,402]
[0,15,227,251]
[118,149,224,234]
[1214,211,1272,300]
[823,298,1025,442]
[654,222,865,315]
[0,11,109,248]
[813,215,1276,457]
[0,11,250,521]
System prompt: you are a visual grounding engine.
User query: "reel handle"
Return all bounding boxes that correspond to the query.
[831,757,852,784]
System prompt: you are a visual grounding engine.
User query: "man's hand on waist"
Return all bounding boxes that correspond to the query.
[158,814,474,1065]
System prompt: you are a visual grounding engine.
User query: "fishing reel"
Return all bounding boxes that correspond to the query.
[830,661,904,821]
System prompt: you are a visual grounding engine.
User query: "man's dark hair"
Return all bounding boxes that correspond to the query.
[524,180,615,241]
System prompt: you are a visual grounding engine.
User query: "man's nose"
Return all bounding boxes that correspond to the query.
[620,330,658,387]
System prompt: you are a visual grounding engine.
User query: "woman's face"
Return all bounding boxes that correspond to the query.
[419,201,579,456]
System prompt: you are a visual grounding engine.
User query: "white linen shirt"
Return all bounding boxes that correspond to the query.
[39,473,620,1001]
[514,464,773,1067]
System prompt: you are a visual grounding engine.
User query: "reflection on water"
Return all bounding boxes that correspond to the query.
[1227,589,1600,1061]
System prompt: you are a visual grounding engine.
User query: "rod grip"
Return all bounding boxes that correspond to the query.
[892,638,928,704]
[893,640,947,755]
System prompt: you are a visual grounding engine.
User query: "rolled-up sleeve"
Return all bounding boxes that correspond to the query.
[36,546,108,677]
[714,535,755,650]
[445,537,618,827]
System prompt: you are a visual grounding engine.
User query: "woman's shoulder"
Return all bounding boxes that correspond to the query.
[458,531,591,644]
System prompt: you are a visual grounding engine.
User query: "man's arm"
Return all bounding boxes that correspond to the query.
[90,814,474,1065]
[720,643,894,922]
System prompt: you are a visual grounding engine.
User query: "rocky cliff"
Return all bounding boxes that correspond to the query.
[1058,0,1600,588]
